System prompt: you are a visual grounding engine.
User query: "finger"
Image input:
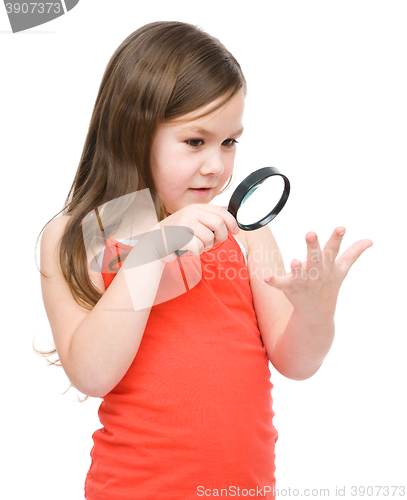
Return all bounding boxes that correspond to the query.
[322,226,346,265]
[262,272,291,291]
[306,232,322,273]
[195,211,229,249]
[212,204,239,235]
[336,239,373,275]
[290,258,303,279]
[199,211,238,252]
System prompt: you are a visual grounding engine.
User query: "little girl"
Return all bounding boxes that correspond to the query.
[38,21,373,500]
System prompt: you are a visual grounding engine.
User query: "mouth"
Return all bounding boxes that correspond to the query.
[188,187,213,197]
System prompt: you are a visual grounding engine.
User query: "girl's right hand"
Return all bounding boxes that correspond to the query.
[150,203,239,263]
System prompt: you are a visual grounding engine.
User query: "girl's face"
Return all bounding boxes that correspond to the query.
[150,88,245,215]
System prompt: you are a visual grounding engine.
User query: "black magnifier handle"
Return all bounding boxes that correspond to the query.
[227,166,290,231]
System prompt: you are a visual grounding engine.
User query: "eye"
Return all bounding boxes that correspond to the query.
[186,139,204,148]
[222,139,239,147]
[185,138,239,149]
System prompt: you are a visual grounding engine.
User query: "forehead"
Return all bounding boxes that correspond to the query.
[163,89,245,133]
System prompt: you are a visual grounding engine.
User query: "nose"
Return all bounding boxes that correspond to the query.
[201,150,225,176]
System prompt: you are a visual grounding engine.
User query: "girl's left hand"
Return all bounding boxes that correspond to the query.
[263,227,373,320]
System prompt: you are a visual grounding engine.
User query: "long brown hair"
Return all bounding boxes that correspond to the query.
[34,21,247,401]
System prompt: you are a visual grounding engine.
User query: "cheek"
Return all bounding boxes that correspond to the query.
[152,141,198,195]
[223,153,237,176]
[166,157,196,185]
[155,144,191,176]
[155,165,191,201]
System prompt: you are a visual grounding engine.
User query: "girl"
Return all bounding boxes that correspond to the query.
[38,21,373,500]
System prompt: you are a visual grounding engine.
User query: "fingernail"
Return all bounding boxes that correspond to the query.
[233,226,239,234]
[308,236,316,243]
[263,274,271,282]
[338,230,345,236]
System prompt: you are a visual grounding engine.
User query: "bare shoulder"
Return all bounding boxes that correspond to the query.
[41,214,105,294]
[233,226,249,254]
[245,224,282,260]
[42,214,74,245]
[40,215,71,278]
[44,214,70,235]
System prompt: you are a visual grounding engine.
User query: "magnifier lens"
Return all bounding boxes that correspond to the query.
[236,175,286,226]
[240,180,265,206]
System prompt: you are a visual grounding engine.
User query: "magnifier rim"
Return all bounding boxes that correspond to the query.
[227,166,290,231]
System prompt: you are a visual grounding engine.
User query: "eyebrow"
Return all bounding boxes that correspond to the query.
[181,126,244,137]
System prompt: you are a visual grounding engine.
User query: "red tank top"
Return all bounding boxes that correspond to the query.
[84,231,278,500]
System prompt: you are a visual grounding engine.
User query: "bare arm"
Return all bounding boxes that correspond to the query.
[67,257,166,397]
[40,216,166,398]
[247,225,372,380]
[270,309,335,380]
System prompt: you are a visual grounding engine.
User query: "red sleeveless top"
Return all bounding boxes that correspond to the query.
[84,231,278,500]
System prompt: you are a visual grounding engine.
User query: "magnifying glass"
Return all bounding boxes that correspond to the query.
[174,166,290,257]
[227,166,290,231]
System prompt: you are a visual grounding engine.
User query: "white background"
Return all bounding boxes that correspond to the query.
[1,1,406,499]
